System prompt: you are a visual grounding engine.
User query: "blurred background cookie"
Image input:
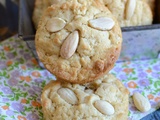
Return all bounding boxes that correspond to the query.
[103,0,153,27]
[41,74,129,120]
[145,0,155,14]
[35,0,122,83]
[32,0,71,29]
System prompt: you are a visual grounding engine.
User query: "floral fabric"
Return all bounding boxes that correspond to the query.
[0,36,159,120]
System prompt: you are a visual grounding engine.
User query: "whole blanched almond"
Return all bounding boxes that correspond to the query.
[60,31,79,59]
[57,87,78,104]
[125,0,136,20]
[133,92,151,112]
[46,17,66,32]
[94,100,115,115]
[88,17,115,31]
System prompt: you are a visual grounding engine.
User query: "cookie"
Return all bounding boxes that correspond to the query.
[32,0,45,29]
[41,73,129,120]
[145,0,155,14]
[32,0,69,29]
[103,0,153,27]
[35,0,122,83]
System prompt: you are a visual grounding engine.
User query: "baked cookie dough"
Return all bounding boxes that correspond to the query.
[32,0,46,29]
[145,0,155,14]
[35,0,122,83]
[41,74,129,120]
[103,0,153,27]
[32,0,70,29]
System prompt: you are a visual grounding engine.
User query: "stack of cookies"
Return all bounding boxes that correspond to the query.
[34,0,153,119]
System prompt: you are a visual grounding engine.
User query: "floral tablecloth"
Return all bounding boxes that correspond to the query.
[0,36,160,120]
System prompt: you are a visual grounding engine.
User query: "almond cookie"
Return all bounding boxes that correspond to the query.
[103,0,153,27]
[41,74,129,120]
[32,0,70,29]
[35,0,122,83]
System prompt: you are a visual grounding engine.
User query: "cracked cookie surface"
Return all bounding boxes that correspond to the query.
[35,0,122,83]
[41,73,129,120]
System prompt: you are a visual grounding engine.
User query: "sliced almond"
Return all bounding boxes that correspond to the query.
[46,17,66,32]
[125,0,136,20]
[57,87,78,104]
[60,31,79,59]
[94,100,115,115]
[133,92,151,112]
[88,17,115,31]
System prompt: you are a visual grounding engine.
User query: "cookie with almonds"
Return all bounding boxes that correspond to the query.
[32,0,71,29]
[41,74,129,120]
[103,0,153,27]
[35,0,122,83]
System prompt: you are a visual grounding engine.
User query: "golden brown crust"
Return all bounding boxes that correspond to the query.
[35,0,122,84]
[41,73,129,120]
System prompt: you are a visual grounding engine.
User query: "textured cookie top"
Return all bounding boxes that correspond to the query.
[103,0,153,27]
[35,0,122,83]
[41,74,129,120]
[32,0,70,28]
